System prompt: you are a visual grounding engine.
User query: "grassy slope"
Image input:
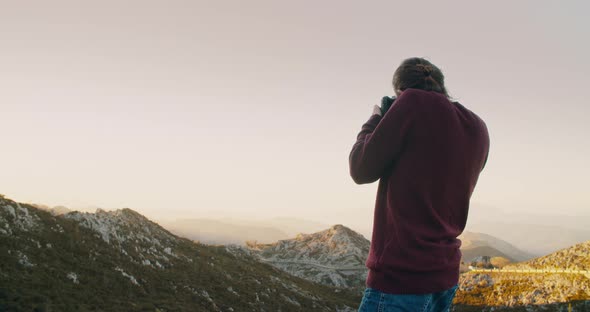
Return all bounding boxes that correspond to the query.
[454,272,590,311]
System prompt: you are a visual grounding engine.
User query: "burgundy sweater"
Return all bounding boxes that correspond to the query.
[349,88,489,294]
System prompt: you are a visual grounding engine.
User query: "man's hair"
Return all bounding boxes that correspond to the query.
[393,57,449,98]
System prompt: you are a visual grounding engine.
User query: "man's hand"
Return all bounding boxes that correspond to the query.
[372,96,396,117]
[372,105,382,117]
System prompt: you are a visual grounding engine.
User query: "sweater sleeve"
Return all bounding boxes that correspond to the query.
[480,122,490,172]
[349,92,416,184]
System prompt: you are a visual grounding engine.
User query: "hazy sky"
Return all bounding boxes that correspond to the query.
[1,1,588,230]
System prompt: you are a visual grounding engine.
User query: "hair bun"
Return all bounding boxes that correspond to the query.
[416,64,433,76]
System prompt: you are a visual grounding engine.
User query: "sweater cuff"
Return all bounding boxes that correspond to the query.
[368,113,382,125]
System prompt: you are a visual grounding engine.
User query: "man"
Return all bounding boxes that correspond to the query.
[349,57,490,312]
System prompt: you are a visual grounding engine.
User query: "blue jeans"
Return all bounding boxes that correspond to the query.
[357,285,458,312]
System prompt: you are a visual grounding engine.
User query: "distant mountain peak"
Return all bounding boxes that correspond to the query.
[328,224,355,235]
[459,231,534,262]
[330,224,346,230]
[292,224,368,248]
[244,225,370,289]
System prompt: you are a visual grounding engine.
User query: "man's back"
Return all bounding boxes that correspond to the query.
[350,88,490,295]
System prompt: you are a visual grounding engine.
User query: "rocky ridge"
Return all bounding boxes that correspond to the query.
[244,224,370,290]
[0,195,359,311]
[504,241,590,271]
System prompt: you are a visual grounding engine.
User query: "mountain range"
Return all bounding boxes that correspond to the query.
[26,201,590,257]
[2,194,589,311]
[230,225,590,311]
[466,204,590,256]
[468,221,590,257]
[458,231,535,262]
[160,217,329,245]
[160,218,290,245]
[0,195,359,311]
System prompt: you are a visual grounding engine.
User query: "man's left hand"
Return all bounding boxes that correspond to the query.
[372,105,382,117]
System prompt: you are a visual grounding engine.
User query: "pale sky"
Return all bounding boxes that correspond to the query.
[1,1,589,230]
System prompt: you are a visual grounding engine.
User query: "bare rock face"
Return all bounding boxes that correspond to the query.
[244,224,370,290]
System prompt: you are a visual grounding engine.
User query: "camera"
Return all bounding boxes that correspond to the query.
[380,96,397,115]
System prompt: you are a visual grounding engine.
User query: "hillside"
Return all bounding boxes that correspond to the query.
[459,231,534,262]
[505,241,590,271]
[244,225,370,290]
[0,196,360,311]
[455,240,590,310]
